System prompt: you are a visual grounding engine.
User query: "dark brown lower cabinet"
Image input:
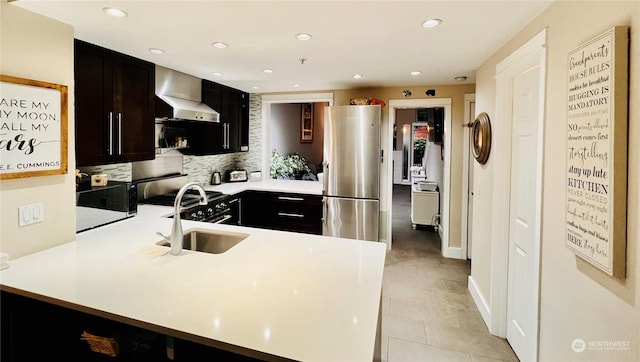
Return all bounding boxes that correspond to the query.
[0,292,261,362]
[240,191,322,235]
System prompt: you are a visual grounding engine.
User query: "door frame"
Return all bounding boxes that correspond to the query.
[461,93,475,260]
[489,29,546,357]
[388,98,452,254]
[261,93,334,179]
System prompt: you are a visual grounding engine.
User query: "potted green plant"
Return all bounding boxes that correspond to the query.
[270,150,313,180]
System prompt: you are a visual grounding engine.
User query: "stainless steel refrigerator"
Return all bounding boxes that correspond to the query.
[322,105,381,241]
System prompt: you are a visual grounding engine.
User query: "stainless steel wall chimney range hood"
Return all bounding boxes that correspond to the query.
[155,65,220,122]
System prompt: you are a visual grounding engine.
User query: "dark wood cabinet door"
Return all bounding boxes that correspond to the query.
[114,55,155,162]
[182,121,224,156]
[74,40,113,166]
[222,87,243,152]
[240,93,249,151]
[200,81,225,154]
[74,39,155,166]
[201,80,249,154]
[240,191,274,228]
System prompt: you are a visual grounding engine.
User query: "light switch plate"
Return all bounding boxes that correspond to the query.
[18,203,44,227]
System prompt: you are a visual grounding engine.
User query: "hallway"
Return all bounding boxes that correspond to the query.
[381,185,518,361]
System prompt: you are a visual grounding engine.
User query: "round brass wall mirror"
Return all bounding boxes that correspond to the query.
[472,112,491,165]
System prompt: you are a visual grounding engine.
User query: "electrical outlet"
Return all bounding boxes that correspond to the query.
[18,203,44,227]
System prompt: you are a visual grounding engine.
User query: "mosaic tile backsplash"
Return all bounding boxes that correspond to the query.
[78,163,131,182]
[184,93,263,185]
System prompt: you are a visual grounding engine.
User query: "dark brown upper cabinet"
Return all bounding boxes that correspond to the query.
[201,79,249,154]
[74,40,155,166]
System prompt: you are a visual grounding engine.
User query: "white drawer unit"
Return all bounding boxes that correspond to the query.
[411,185,439,228]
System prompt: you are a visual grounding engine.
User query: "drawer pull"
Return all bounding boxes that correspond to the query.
[278,212,304,218]
[278,196,304,202]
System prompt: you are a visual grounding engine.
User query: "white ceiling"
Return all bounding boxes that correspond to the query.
[12,0,552,93]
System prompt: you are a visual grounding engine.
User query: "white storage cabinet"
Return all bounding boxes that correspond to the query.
[411,185,439,228]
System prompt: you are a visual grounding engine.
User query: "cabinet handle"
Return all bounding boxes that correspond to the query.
[225,123,230,149]
[118,112,122,155]
[278,196,304,202]
[108,112,113,156]
[278,212,304,218]
[222,123,226,149]
[224,123,228,149]
[228,198,239,204]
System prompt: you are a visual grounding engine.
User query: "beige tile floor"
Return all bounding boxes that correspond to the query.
[381,186,518,362]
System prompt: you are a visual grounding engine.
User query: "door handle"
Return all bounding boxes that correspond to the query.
[118,112,122,155]
[278,212,304,218]
[321,198,328,230]
[108,112,113,156]
[278,196,304,202]
[223,123,228,149]
[322,162,329,194]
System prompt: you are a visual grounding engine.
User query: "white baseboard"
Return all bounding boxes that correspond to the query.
[468,276,492,331]
[442,246,463,259]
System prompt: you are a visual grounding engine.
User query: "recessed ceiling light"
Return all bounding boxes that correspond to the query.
[263,69,274,74]
[454,76,468,82]
[352,74,363,79]
[252,86,260,90]
[410,71,421,76]
[421,19,442,28]
[292,84,301,87]
[148,48,164,54]
[103,7,127,18]
[295,33,312,41]
[212,42,228,49]
[212,72,223,76]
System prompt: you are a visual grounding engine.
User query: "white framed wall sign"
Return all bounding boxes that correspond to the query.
[565,26,629,278]
[0,75,68,180]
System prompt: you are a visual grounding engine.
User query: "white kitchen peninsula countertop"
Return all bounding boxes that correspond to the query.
[205,179,323,195]
[0,207,385,361]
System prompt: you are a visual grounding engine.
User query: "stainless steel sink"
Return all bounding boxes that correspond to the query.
[157,229,248,254]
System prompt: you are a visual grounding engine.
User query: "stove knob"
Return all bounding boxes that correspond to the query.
[190,212,198,219]
[207,207,214,216]
[197,210,204,220]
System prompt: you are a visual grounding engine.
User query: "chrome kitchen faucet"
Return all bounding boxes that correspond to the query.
[157,182,208,255]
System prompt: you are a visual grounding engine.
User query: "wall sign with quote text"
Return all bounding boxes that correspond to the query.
[0,75,68,180]
[565,27,628,278]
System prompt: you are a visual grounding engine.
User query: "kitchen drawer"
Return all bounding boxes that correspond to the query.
[239,191,321,235]
[273,193,322,235]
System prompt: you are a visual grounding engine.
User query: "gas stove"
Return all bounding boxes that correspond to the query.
[141,189,224,209]
[135,174,239,225]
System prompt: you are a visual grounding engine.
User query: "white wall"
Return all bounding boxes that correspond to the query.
[0,4,76,258]
[471,1,639,360]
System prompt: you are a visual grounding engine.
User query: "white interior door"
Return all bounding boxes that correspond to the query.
[506,49,544,361]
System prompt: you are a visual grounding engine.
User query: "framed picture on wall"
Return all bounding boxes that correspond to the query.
[301,103,313,143]
[0,74,69,180]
